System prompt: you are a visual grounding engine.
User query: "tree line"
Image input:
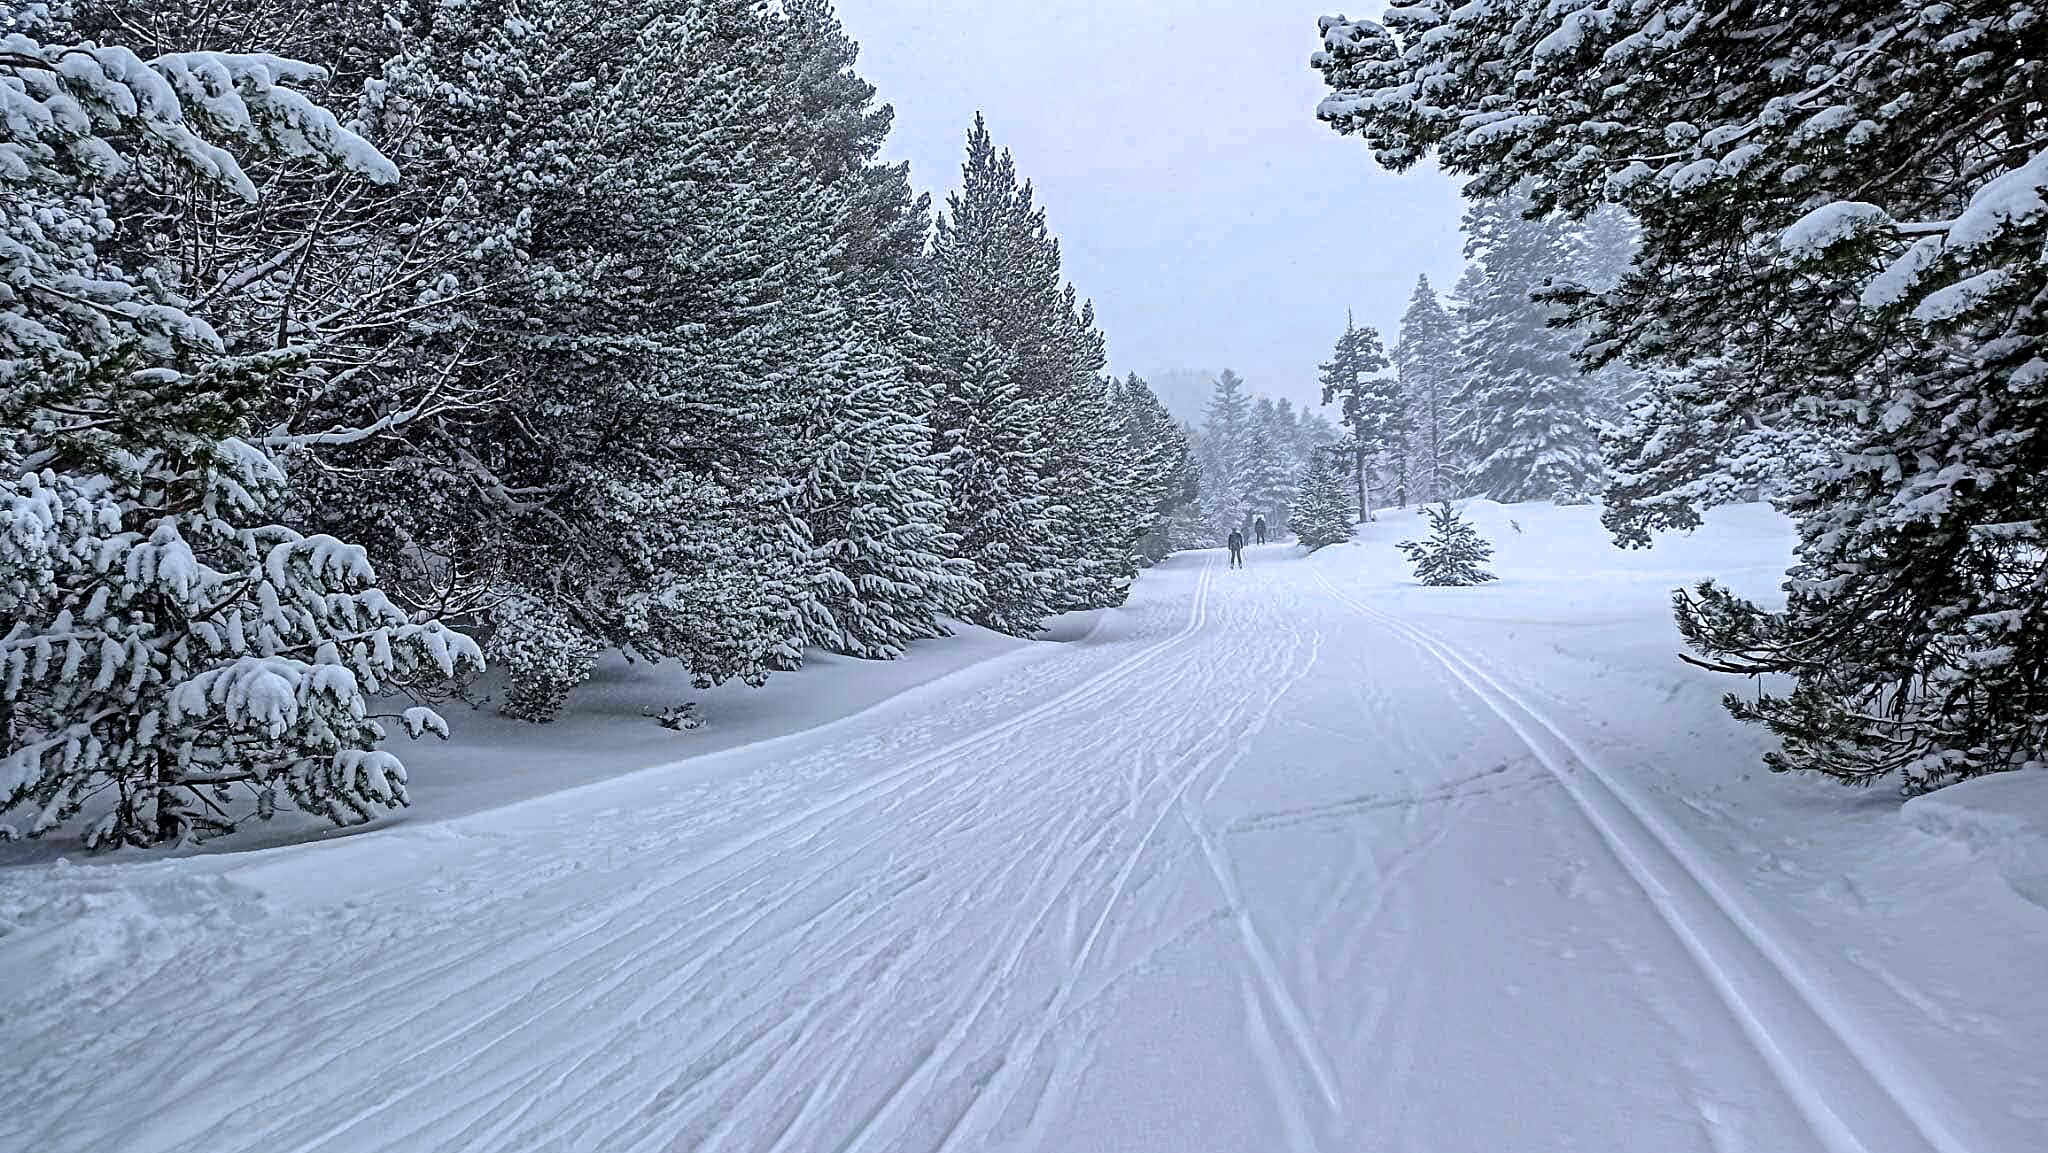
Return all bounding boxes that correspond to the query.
[1315,199,1640,522]
[0,0,1193,846]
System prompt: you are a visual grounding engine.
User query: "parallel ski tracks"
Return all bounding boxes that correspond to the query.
[1310,567,1977,1153]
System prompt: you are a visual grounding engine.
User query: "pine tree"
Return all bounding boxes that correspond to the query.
[931,330,1061,634]
[1446,194,1603,504]
[790,320,979,660]
[1397,505,1498,587]
[0,32,480,846]
[1266,397,1332,536]
[1113,374,1199,564]
[1571,206,1649,421]
[1200,369,1254,541]
[1291,448,1358,551]
[1238,397,1298,535]
[1318,315,1404,519]
[762,7,979,661]
[1440,263,1490,493]
[925,115,1146,629]
[183,0,825,719]
[1397,275,1459,504]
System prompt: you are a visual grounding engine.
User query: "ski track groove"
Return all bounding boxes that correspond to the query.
[1242,975,1322,1153]
[1310,566,1976,1153]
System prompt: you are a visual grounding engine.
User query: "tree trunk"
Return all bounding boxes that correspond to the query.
[1355,444,1373,522]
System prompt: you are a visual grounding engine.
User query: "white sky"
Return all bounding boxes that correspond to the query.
[835,0,1467,412]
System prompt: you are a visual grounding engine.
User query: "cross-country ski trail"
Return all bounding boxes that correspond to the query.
[4,505,2043,1153]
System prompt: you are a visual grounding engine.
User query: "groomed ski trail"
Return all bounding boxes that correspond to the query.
[0,544,2003,1153]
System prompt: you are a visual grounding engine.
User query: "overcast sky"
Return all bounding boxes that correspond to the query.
[834,0,1468,414]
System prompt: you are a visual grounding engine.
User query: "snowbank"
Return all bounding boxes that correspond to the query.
[0,616,1081,865]
[1903,770,2048,910]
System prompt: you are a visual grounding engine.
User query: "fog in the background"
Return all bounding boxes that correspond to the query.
[835,0,1467,418]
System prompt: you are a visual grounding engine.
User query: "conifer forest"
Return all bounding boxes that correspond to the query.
[3,4,2046,1151]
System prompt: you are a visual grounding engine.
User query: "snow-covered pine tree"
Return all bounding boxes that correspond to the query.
[1397,505,1498,587]
[1314,0,2048,791]
[1600,355,1838,548]
[1438,263,1489,492]
[521,1,814,706]
[1288,402,1341,468]
[1168,423,1212,551]
[1291,447,1358,550]
[925,114,1144,628]
[930,329,1062,634]
[1570,206,1649,422]
[1199,369,1254,541]
[1317,315,1404,519]
[1040,292,1144,611]
[759,6,980,662]
[320,0,835,718]
[1238,397,1298,537]
[788,305,980,660]
[1396,275,1459,504]
[0,32,480,846]
[1113,374,1199,565]
[54,0,515,636]
[1444,193,1603,504]
[1267,397,1325,536]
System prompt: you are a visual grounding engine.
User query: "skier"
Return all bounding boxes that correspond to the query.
[1253,516,1268,546]
[1227,528,1246,569]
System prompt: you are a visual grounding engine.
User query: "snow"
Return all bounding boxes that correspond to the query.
[1912,267,2010,323]
[1945,146,2048,251]
[1779,200,1892,259]
[1903,772,2048,911]
[4,504,2046,1152]
[1533,4,1612,61]
[1864,234,1946,309]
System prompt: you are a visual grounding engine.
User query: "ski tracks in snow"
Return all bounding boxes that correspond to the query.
[1309,566,1983,1153]
[3,549,1999,1153]
[0,554,1336,1153]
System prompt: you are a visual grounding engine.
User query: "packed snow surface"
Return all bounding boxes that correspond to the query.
[5,502,2046,1153]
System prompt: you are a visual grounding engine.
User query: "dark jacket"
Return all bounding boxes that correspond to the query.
[1227,531,1245,550]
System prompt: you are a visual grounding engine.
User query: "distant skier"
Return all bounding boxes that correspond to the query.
[1253,516,1268,546]
[1227,529,1246,569]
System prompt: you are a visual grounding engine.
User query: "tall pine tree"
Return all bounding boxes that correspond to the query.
[1397,275,1459,505]
[925,115,1146,630]
[1446,194,1603,504]
[1200,370,1254,541]
[1318,315,1404,519]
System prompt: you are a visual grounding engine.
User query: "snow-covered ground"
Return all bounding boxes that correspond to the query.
[4,502,2045,1153]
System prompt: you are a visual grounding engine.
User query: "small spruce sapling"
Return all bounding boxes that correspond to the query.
[1397,504,1497,586]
